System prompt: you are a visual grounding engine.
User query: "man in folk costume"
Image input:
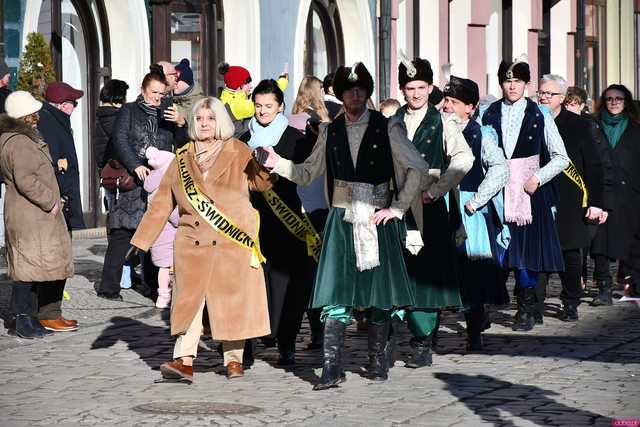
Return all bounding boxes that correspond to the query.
[442,76,511,350]
[393,57,474,368]
[257,62,428,390]
[481,59,569,331]
[535,74,605,322]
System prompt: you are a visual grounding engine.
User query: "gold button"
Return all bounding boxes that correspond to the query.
[421,153,426,158]
[528,136,533,140]
[373,144,378,148]
[533,124,537,128]
[427,139,431,143]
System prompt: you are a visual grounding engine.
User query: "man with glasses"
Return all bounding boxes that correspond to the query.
[34,81,85,332]
[535,74,606,322]
[481,60,569,331]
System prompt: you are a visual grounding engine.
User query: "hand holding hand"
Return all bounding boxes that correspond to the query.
[372,208,401,225]
[254,146,280,169]
[524,175,540,195]
[135,165,151,181]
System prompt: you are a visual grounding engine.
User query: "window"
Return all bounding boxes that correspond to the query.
[304,1,343,78]
[585,0,606,107]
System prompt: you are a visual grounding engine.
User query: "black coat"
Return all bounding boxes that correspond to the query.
[94,105,120,169]
[0,87,10,114]
[591,119,640,259]
[107,101,188,230]
[37,103,85,229]
[552,107,604,250]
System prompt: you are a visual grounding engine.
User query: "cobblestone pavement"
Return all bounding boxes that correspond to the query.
[0,237,639,426]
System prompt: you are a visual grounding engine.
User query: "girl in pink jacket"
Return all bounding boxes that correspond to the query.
[144,147,179,308]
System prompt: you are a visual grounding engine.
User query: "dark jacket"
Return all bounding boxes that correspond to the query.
[0,87,11,114]
[94,105,120,169]
[324,100,342,120]
[239,126,309,265]
[37,102,86,229]
[591,119,640,259]
[583,113,616,210]
[107,101,188,230]
[552,107,604,250]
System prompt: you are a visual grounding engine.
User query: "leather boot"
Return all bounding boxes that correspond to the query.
[590,281,613,306]
[385,317,401,369]
[405,335,433,368]
[242,339,254,368]
[464,310,484,351]
[313,318,346,390]
[512,288,536,331]
[15,314,47,339]
[277,340,296,367]
[367,319,390,381]
[559,303,579,322]
[534,277,546,324]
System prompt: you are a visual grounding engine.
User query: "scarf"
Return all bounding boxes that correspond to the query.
[136,95,159,157]
[194,139,226,173]
[600,110,629,149]
[504,155,540,226]
[247,113,289,149]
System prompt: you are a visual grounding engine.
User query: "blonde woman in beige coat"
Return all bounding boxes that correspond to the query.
[131,97,274,382]
[0,91,74,339]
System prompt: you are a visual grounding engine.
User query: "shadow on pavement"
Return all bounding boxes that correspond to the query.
[434,372,612,426]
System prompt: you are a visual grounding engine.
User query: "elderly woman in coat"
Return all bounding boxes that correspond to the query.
[0,91,74,339]
[131,97,273,382]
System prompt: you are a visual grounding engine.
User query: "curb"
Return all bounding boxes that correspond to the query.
[72,227,107,240]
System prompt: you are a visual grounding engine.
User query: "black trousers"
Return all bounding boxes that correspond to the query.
[11,280,66,319]
[593,254,612,283]
[98,228,134,295]
[559,249,584,306]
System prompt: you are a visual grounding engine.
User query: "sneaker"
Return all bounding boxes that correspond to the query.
[155,291,171,309]
[120,264,132,289]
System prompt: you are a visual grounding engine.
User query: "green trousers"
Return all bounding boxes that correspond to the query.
[402,308,440,338]
[320,305,395,325]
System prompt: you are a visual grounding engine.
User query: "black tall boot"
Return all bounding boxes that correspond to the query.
[590,280,613,306]
[385,317,401,369]
[512,287,536,331]
[464,307,485,351]
[405,334,433,368]
[534,275,547,324]
[277,339,296,367]
[242,339,254,368]
[313,318,346,390]
[367,319,391,381]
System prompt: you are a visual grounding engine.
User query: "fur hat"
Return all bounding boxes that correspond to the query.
[218,62,252,90]
[145,146,176,171]
[498,59,531,84]
[399,57,433,87]
[175,58,194,86]
[5,91,43,119]
[333,62,374,101]
[443,76,480,106]
[428,85,444,105]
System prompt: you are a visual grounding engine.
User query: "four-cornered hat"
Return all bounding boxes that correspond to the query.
[333,62,374,101]
[498,56,531,84]
[443,75,480,106]
[398,56,433,87]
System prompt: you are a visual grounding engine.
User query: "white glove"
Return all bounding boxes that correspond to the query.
[405,230,424,255]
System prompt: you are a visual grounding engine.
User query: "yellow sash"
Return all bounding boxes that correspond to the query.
[176,144,265,268]
[261,189,322,262]
[562,160,588,208]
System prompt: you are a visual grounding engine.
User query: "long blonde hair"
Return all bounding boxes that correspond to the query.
[292,76,330,122]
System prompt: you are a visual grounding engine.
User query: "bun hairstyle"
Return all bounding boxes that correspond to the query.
[100,79,129,104]
[142,63,168,89]
[218,62,230,76]
[251,79,284,106]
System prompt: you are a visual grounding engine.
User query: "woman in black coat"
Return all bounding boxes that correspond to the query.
[95,68,188,300]
[240,79,312,366]
[591,84,640,302]
[94,79,129,170]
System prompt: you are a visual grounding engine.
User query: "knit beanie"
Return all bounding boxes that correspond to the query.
[175,58,194,86]
[218,62,252,90]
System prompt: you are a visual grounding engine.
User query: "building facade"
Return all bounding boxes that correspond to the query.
[1,0,638,226]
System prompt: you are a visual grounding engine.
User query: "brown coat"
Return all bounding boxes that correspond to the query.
[131,139,274,340]
[0,115,73,282]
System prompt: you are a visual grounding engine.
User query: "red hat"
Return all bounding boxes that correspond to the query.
[218,62,251,90]
[45,82,84,103]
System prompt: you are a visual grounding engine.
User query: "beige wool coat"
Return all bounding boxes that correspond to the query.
[0,115,73,282]
[131,138,274,340]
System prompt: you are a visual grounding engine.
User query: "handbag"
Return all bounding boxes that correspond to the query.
[100,159,136,194]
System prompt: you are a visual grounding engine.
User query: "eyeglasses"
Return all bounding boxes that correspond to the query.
[605,96,624,104]
[536,91,562,99]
